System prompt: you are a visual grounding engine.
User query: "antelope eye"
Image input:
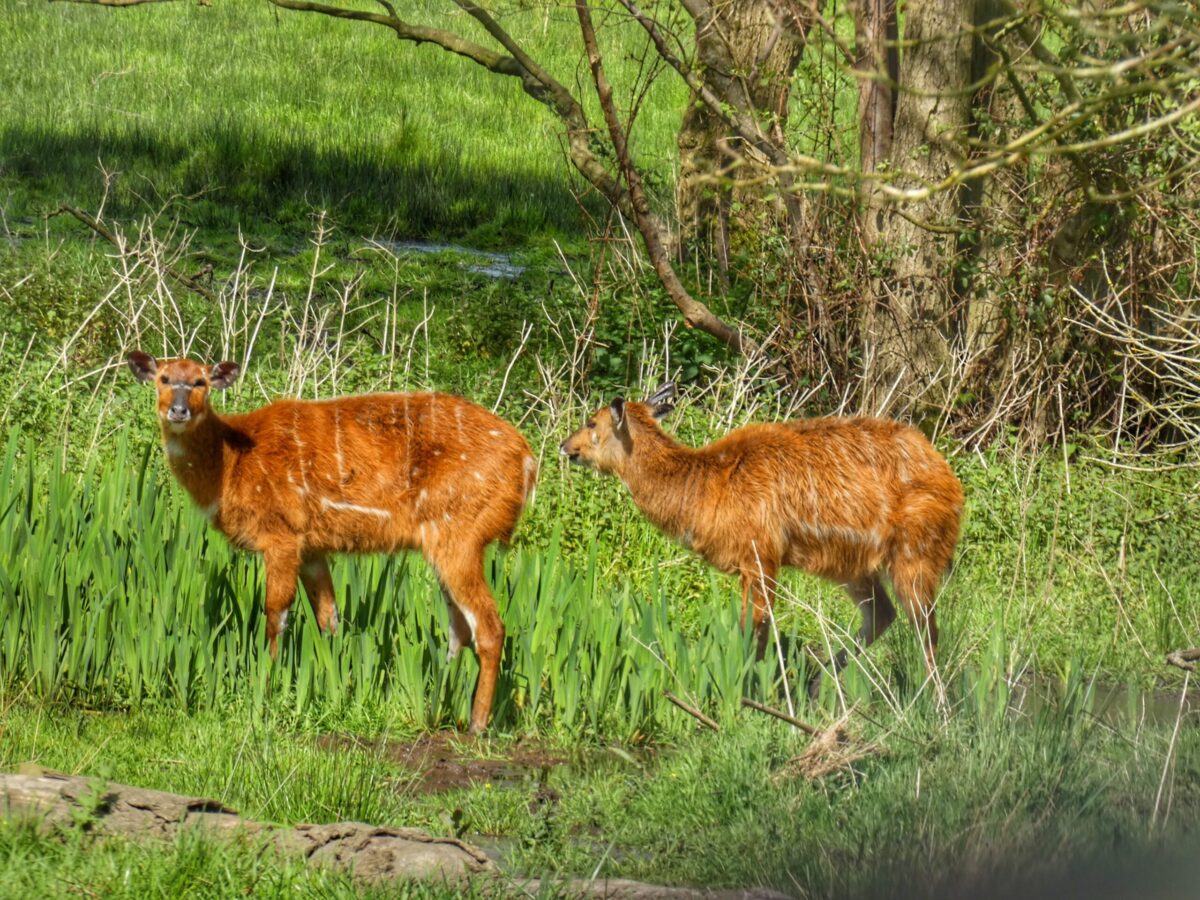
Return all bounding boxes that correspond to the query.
[160,375,169,384]
[194,379,207,388]
[586,420,596,429]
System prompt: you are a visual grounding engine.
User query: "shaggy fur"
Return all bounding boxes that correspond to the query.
[561,388,963,672]
[129,352,536,733]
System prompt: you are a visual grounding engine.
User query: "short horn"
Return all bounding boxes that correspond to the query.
[645,381,677,406]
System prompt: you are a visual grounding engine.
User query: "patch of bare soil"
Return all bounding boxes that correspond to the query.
[316,731,572,794]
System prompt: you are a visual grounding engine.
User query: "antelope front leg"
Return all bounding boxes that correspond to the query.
[301,555,339,635]
[740,566,778,661]
[263,545,301,657]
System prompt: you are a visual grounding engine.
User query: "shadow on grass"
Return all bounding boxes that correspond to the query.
[0,121,599,242]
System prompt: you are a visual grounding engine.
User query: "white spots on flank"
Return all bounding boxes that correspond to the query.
[473,471,484,482]
[321,498,392,519]
[488,429,501,437]
[416,489,429,509]
[460,453,468,461]
[411,466,420,478]
[443,512,452,523]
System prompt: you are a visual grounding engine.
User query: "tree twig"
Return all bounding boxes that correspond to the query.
[50,204,216,302]
[741,697,821,735]
[271,0,755,358]
[662,690,720,732]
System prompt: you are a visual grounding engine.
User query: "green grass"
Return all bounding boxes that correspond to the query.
[2,680,1198,896]
[0,0,687,241]
[0,815,483,898]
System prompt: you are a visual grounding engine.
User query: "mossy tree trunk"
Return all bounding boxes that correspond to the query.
[675,0,810,270]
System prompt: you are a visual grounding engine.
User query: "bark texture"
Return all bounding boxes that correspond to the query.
[863,0,975,411]
[676,0,809,261]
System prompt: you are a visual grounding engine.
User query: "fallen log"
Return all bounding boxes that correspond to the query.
[0,771,492,884]
[1,771,790,898]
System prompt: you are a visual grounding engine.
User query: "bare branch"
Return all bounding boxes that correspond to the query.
[577,0,757,356]
[662,690,720,731]
[50,204,216,302]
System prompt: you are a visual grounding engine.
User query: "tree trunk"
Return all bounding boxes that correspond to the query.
[853,0,899,275]
[676,0,808,265]
[962,0,1020,373]
[862,0,975,413]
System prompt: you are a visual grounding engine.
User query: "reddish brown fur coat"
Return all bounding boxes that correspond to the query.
[562,395,963,671]
[130,353,536,733]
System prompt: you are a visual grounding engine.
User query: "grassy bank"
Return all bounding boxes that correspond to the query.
[2,685,1198,896]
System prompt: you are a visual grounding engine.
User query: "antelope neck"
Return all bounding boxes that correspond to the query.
[617,424,699,530]
[161,410,227,507]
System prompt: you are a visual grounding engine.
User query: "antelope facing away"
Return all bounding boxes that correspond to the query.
[560,384,963,681]
[128,352,537,733]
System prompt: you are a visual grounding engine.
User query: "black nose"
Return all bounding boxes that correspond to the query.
[167,405,191,423]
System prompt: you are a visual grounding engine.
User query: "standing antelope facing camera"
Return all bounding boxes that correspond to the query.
[561,384,963,682]
[128,352,537,734]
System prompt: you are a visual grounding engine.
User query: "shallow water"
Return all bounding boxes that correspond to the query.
[375,239,526,279]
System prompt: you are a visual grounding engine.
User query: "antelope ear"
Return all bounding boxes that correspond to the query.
[609,397,627,432]
[209,361,240,390]
[127,351,158,383]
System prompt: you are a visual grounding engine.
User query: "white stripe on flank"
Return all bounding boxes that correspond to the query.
[321,498,392,519]
[333,407,346,483]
